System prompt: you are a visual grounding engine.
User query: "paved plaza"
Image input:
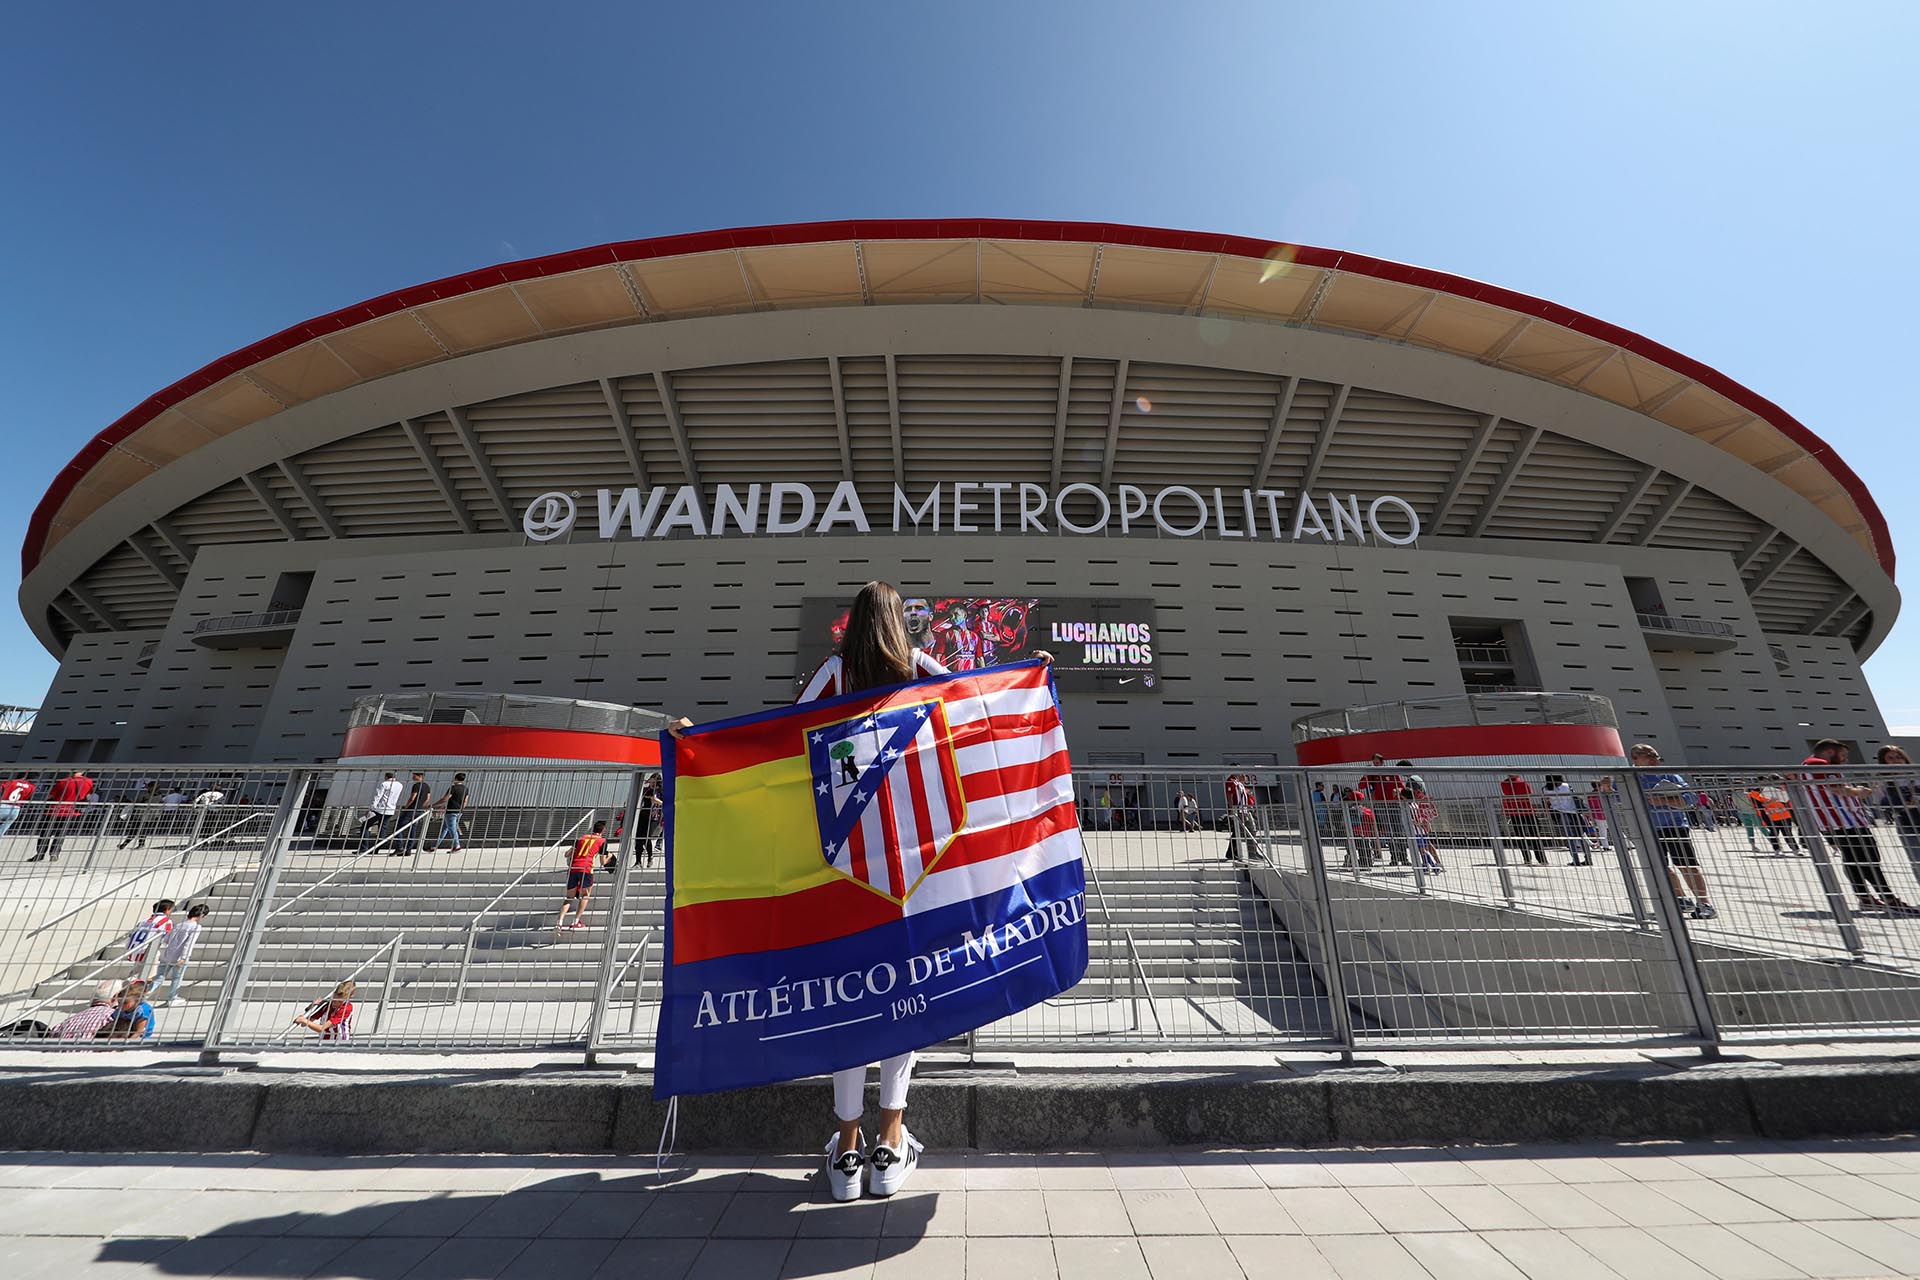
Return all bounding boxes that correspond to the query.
[8,1140,1920,1278]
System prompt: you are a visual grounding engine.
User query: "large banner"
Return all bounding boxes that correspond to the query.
[796,596,1158,694]
[655,660,1089,1098]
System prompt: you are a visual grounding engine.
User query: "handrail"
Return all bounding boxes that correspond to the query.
[273,931,405,1043]
[1634,611,1736,638]
[1078,812,1165,1037]
[264,811,433,921]
[193,608,302,636]
[598,930,655,1037]
[453,810,597,1004]
[26,810,272,938]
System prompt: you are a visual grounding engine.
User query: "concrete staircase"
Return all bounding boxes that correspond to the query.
[28,853,1332,1042]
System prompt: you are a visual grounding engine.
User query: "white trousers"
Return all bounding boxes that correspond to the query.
[832,1052,914,1122]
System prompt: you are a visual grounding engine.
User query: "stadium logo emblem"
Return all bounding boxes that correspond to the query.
[522,492,577,541]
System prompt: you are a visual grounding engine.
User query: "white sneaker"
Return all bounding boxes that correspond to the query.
[866,1130,922,1198]
[824,1132,865,1202]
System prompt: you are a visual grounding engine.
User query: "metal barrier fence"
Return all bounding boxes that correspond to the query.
[4,759,1920,1060]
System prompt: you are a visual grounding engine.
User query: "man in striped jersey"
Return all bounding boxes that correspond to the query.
[1800,740,1912,914]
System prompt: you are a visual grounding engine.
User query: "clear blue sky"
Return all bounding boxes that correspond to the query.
[4,4,1918,723]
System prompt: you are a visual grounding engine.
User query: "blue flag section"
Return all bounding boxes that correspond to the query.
[656,661,1089,1098]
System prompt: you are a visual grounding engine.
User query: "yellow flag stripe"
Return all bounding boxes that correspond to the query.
[671,753,840,909]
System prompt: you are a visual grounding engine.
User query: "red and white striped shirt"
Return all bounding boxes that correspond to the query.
[797,651,949,704]
[1800,756,1871,831]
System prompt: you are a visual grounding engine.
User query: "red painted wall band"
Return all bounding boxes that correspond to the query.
[339,723,661,767]
[1294,723,1625,767]
[23,219,1890,578]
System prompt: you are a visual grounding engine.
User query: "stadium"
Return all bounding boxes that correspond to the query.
[13,219,1901,769]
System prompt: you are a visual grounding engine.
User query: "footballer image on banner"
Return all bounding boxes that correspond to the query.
[655,660,1088,1099]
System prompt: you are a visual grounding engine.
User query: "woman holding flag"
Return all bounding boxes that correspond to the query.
[670,580,1048,1202]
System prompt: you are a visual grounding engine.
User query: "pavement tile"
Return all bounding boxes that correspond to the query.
[1224,1235,1340,1280]
[456,1189,576,1238]
[1136,1234,1238,1280]
[399,1236,530,1280]
[1562,1226,1718,1280]
[498,1237,618,1277]
[626,1191,734,1237]
[1529,1156,1640,1184]
[1420,1185,1545,1232]
[1347,1187,1465,1233]
[1806,1218,1920,1273]
[284,1192,417,1237]
[781,1236,879,1278]
[1108,1157,1195,1190]
[1644,1179,1787,1224]
[1642,1224,1803,1280]
[311,1236,444,1280]
[1199,1187,1299,1234]
[1324,1159,1417,1188]
[872,1236,963,1280]
[713,1192,809,1238]
[1716,1177,1866,1221]
[1388,1158,1485,1187]
[1575,1181,1710,1227]
[879,1190,966,1237]
[370,1194,497,1238]
[1726,1147,1837,1176]
[686,1237,792,1280]
[365,1160,531,1194]
[1311,1233,1436,1279]
[1745,1221,1889,1276]
[1273,1186,1384,1234]
[1177,1159,1266,1189]
[1242,1152,1340,1188]
[1450,1155,1562,1185]
[796,1198,889,1238]
[1480,1227,1626,1280]
[1799,1147,1912,1175]
[1500,1182,1627,1229]
[964,1161,1040,1191]
[1055,1236,1149,1280]
[0,1187,133,1235]
[127,1189,312,1238]
[1119,1188,1216,1235]
[1034,1156,1116,1190]
[1663,1153,1774,1180]
[542,1190,654,1238]
[220,1233,358,1278]
[1042,1189,1133,1236]
[1397,1231,1530,1280]
[591,1237,704,1280]
[1865,1171,1920,1202]
[1789,1172,1920,1217]
[136,1236,264,1275]
[966,1236,1055,1280]
[965,1189,1049,1235]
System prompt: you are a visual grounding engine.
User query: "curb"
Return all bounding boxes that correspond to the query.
[3,1062,1918,1154]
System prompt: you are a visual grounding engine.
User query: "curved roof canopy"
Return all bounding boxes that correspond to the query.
[27,220,1891,583]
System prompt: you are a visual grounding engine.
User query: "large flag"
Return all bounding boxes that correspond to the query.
[655,659,1087,1098]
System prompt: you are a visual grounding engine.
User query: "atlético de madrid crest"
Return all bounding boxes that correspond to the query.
[806,698,967,904]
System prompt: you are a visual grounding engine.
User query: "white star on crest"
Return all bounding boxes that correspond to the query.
[815,781,829,795]
[810,731,824,743]
[860,716,878,729]
[883,748,901,761]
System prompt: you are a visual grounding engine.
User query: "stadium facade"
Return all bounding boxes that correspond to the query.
[13,220,1900,769]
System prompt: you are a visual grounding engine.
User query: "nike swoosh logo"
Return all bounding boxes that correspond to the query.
[1118,678,1135,685]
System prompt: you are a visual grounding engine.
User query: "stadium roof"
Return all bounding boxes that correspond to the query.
[25,221,1892,581]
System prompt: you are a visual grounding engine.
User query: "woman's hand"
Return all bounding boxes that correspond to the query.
[666,716,694,739]
[1030,650,1054,666]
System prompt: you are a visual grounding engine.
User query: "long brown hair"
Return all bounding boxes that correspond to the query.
[839,581,916,693]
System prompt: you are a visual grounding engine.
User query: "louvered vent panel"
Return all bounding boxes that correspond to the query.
[1483,433,1641,540]
[676,360,842,488]
[1057,359,1120,487]
[417,412,512,532]
[1438,420,1530,536]
[1752,549,1847,634]
[294,424,464,536]
[167,478,286,545]
[1605,473,1673,544]
[1653,487,1765,555]
[260,469,325,539]
[467,382,630,507]
[140,530,193,581]
[74,541,175,630]
[897,355,1057,481]
[1110,363,1278,489]
[837,357,894,502]
[610,375,689,488]
[1316,390,1478,516]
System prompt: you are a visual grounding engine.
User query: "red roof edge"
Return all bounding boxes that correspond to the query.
[23,218,1893,581]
